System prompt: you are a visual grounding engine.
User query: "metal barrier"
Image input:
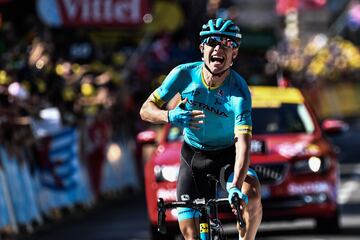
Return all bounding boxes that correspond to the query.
[0,125,140,236]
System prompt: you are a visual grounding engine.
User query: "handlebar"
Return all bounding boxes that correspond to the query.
[162,197,229,209]
[157,196,246,234]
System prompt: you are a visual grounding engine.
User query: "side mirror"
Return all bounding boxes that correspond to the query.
[321,119,348,135]
[136,129,157,144]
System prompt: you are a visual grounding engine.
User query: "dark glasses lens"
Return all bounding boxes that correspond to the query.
[205,37,237,49]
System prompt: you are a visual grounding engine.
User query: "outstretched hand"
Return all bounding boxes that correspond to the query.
[168,98,205,129]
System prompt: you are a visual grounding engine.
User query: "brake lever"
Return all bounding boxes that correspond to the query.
[157,198,167,234]
[231,193,246,229]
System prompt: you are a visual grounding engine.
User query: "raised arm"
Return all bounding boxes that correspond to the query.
[140,66,181,124]
[139,92,169,124]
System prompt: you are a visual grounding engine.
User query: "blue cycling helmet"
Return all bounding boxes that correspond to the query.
[200,18,242,47]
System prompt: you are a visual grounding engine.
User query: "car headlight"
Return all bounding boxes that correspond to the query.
[154,165,179,182]
[292,156,331,174]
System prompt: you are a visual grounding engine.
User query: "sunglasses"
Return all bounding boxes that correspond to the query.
[204,36,238,49]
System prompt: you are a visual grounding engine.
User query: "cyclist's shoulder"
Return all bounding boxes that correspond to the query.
[229,70,251,98]
[174,61,203,73]
[166,62,202,83]
[230,69,247,86]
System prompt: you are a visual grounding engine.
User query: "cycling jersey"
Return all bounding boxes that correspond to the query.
[153,62,252,151]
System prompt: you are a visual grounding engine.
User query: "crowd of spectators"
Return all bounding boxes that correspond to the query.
[0,4,201,153]
[0,0,211,236]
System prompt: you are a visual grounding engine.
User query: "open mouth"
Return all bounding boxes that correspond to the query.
[210,55,224,64]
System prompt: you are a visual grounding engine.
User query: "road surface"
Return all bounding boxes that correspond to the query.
[18,165,360,240]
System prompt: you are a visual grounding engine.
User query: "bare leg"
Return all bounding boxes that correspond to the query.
[179,218,200,240]
[238,175,263,240]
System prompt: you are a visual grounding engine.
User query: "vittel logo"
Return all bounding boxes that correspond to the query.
[61,0,142,23]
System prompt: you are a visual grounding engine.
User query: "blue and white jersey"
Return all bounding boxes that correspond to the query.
[153,62,252,150]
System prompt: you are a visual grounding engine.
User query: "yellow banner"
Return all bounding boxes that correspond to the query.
[250,86,304,108]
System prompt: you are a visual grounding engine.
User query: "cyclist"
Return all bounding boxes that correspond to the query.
[140,18,262,240]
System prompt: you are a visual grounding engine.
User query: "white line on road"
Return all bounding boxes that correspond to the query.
[340,163,360,175]
[339,180,360,204]
[339,163,360,204]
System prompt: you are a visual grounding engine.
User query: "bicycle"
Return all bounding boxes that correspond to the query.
[157,166,246,240]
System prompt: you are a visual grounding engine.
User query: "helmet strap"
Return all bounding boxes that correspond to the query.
[203,63,230,77]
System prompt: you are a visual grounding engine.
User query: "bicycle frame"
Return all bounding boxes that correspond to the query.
[157,197,229,240]
[157,174,246,239]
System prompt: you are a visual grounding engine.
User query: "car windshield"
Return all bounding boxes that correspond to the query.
[166,104,315,140]
[252,103,315,134]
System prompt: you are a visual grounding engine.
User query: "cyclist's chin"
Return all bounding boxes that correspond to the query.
[209,62,226,73]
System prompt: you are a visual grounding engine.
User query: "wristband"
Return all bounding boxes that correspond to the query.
[228,187,248,205]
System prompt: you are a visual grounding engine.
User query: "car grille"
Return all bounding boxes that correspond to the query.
[251,163,289,185]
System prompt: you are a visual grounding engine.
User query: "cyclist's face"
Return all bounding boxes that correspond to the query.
[201,37,238,74]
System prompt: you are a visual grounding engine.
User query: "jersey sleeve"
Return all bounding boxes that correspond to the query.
[233,84,252,136]
[152,66,185,107]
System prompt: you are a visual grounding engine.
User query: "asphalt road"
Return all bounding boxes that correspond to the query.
[17,183,360,240]
[18,129,360,240]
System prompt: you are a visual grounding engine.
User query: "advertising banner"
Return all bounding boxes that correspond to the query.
[36,0,149,27]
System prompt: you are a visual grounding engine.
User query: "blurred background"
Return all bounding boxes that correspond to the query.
[0,0,359,239]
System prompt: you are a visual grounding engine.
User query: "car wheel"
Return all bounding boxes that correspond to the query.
[315,209,340,234]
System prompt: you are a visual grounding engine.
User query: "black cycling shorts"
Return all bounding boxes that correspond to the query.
[176,142,258,221]
[177,141,235,202]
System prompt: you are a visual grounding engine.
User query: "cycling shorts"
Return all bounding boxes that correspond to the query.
[177,142,258,222]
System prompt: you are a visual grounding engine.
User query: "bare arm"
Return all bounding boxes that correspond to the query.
[139,93,169,124]
[231,133,252,189]
[140,92,205,129]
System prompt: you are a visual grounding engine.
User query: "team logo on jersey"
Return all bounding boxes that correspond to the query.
[188,99,228,117]
[236,111,251,122]
[214,98,222,105]
[215,88,227,104]
[217,89,224,96]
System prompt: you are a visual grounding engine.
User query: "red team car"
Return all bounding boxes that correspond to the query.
[137,86,344,239]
